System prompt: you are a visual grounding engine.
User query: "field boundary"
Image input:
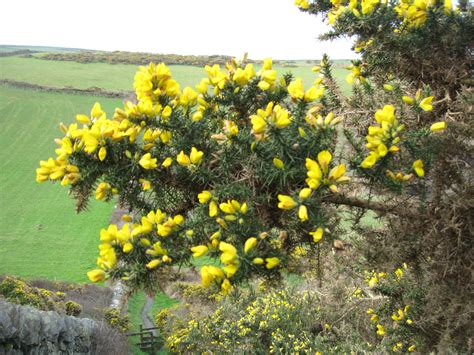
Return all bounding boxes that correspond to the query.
[0,79,131,98]
[0,49,38,57]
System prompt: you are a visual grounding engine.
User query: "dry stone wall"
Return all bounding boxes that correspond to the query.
[0,300,98,354]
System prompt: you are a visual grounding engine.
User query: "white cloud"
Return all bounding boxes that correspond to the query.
[0,0,358,59]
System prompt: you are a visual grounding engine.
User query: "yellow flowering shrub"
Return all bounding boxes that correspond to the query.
[36,1,472,351]
[0,276,81,316]
[362,265,424,353]
[37,55,452,299]
[37,57,357,293]
[103,307,131,333]
[163,288,345,353]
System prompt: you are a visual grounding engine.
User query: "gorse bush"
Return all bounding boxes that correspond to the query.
[39,51,236,66]
[37,0,472,352]
[103,307,131,333]
[0,276,81,316]
[164,288,334,353]
[35,55,440,290]
[37,56,354,293]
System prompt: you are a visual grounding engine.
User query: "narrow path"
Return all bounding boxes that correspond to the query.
[140,294,156,334]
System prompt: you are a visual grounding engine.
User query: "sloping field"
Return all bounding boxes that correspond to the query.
[0,86,120,282]
[0,56,350,93]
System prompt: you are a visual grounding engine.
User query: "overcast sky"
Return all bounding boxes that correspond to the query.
[0,0,358,60]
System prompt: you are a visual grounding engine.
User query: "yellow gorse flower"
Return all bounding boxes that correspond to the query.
[139,153,158,170]
[200,265,225,287]
[205,64,228,92]
[306,111,343,128]
[412,159,425,177]
[361,105,404,169]
[419,96,434,111]
[298,205,309,221]
[265,257,280,269]
[177,147,204,166]
[430,121,446,132]
[257,58,277,91]
[386,170,413,182]
[299,188,312,200]
[146,259,161,269]
[346,63,366,84]
[395,0,433,28]
[219,200,241,214]
[273,157,285,169]
[294,0,310,9]
[179,86,198,107]
[87,269,105,283]
[198,190,212,203]
[232,63,255,86]
[277,195,298,210]
[287,78,324,102]
[244,237,257,253]
[219,241,238,265]
[310,228,324,243]
[402,95,414,105]
[95,182,112,201]
[191,245,208,258]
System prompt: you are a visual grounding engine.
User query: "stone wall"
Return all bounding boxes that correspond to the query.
[0,300,98,354]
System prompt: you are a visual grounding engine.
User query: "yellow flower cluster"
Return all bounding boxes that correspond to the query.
[306,150,350,192]
[325,0,381,25]
[201,57,277,94]
[36,157,80,186]
[87,209,185,282]
[232,63,256,87]
[250,102,292,140]
[395,0,452,28]
[256,58,277,91]
[205,64,229,94]
[194,190,282,292]
[295,0,453,30]
[133,62,180,105]
[36,101,145,185]
[95,182,117,200]
[176,147,204,167]
[364,264,418,351]
[346,63,366,84]
[276,150,347,243]
[361,105,404,169]
[294,0,310,10]
[402,90,435,111]
[287,77,325,102]
[305,110,343,129]
[386,170,413,182]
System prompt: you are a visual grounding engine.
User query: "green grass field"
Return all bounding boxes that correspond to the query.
[0,56,350,93]
[0,86,120,282]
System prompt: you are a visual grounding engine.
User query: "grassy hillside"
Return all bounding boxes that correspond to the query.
[0,56,350,93]
[0,86,120,282]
